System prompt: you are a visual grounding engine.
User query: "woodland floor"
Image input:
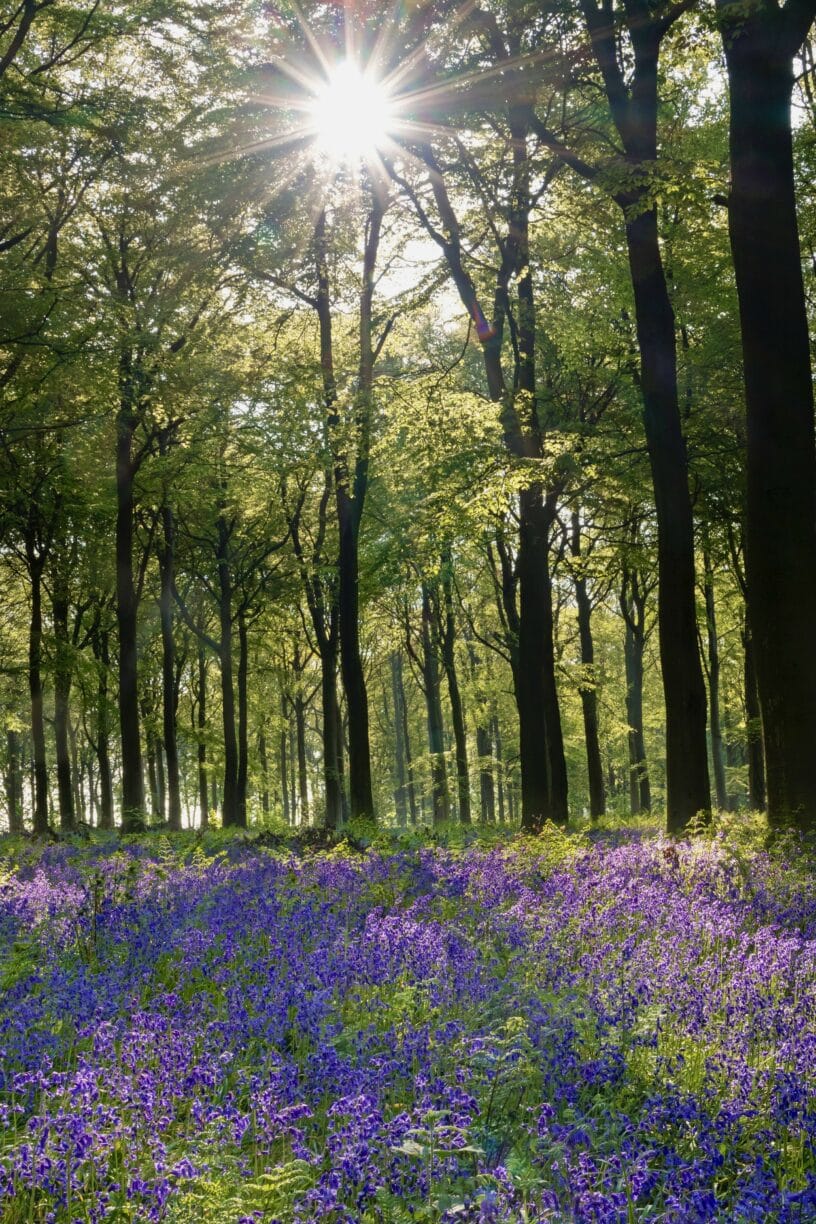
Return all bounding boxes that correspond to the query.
[1,820,815,1222]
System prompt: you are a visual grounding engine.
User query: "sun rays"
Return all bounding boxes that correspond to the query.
[309,61,395,163]
[236,0,489,193]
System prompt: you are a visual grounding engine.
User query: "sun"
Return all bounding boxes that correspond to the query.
[310,62,394,162]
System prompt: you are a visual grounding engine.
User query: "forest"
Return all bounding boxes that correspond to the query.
[2,0,816,1220]
[0,0,814,841]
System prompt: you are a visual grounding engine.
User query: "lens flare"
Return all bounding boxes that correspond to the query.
[310,62,394,161]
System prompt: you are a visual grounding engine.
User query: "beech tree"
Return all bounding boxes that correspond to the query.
[716,0,816,828]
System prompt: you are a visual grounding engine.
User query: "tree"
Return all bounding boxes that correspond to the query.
[716,0,816,827]
[389,99,569,827]
[529,0,711,831]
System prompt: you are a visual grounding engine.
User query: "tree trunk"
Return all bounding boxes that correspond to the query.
[517,490,568,828]
[719,25,816,827]
[216,513,241,827]
[96,627,114,830]
[290,463,343,831]
[570,512,605,819]
[197,640,209,828]
[6,730,23,834]
[28,751,35,829]
[393,651,417,825]
[258,728,270,818]
[415,139,568,830]
[420,585,450,827]
[288,715,297,824]
[159,496,182,831]
[703,548,728,811]
[237,610,249,827]
[467,640,495,825]
[314,205,379,823]
[294,691,308,826]
[621,571,651,816]
[336,697,349,826]
[27,558,49,835]
[492,715,505,824]
[115,386,145,830]
[280,693,290,825]
[476,723,495,825]
[385,688,404,827]
[743,625,766,812]
[155,734,166,818]
[440,560,471,824]
[68,718,83,824]
[52,578,74,832]
[85,754,95,827]
[390,652,409,826]
[321,659,343,830]
[568,3,709,832]
[335,492,374,825]
[624,205,710,832]
[144,721,160,821]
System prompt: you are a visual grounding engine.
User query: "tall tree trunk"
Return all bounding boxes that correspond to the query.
[289,464,344,830]
[27,557,49,835]
[703,547,728,811]
[390,652,409,826]
[321,659,343,830]
[52,576,74,831]
[743,625,766,812]
[116,378,144,830]
[144,717,160,820]
[28,750,35,830]
[621,567,651,815]
[393,651,417,825]
[385,688,404,827]
[476,723,495,824]
[570,512,605,819]
[85,754,95,827]
[314,205,379,823]
[718,15,816,827]
[288,715,297,824]
[557,10,710,832]
[624,206,710,831]
[95,627,114,830]
[68,718,83,824]
[258,729,270,818]
[237,609,249,827]
[216,513,240,827]
[336,698,350,826]
[336,497,373,823]
[155,735,165,818]
[492,715,506,824]
[467,640,495,825]
[440,559,471,824]
[290,469,344,831]
[412,136,569,829]
[517,491,568,827]
[484,245,567,830]
[6,729,23,834]
[158,492,182,831]
[420,585,450,827]
[294,691,308,826]
[196,640,209,828]
[625,636,650,815]
[280,693,290,826]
